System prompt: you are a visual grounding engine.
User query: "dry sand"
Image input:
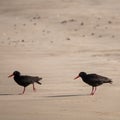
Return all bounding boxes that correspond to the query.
[0,0,120,120]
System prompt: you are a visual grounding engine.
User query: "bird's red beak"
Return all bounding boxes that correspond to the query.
[74,75,80,80]
[8,74,14,78]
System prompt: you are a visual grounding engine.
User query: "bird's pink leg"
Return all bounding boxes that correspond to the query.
[19,87,25,95]
[33,83,36,92]
[90,87,97,95]
[90,87,95,95]
[93,87,97,95]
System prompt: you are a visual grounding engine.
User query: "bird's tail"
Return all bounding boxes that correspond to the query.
[109,80,112,84]
[106,79,112,84]
[36,77,42,85]
[36,81,42,85]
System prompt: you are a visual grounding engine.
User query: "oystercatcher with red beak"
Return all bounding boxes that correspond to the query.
[8,71,42,94]
[74,72,112,95]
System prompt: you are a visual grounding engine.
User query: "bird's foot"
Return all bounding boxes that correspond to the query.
[90,93,94,95]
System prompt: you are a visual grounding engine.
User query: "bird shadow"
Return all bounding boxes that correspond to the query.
[0,93,16,96]
[47,93,90,98]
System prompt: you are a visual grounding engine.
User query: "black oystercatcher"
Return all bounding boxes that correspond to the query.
[74,72,112,95]
[8,71,42,94]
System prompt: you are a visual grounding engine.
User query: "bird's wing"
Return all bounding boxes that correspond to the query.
[87,74,111,83]
[21,75,42,83]
[19,76,33,84]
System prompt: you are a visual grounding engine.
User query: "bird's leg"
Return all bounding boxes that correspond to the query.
[19,87,25,95]
[93,87,97,95]
[22,87,26,94]
[90,87,95,95]
[90,87,97,95]
[33,83,36,92]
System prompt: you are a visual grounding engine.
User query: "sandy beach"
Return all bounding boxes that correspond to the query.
[0,0,120,120]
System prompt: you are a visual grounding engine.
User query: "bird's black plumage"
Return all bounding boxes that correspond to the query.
[13,71,42,87]
[79,72,112,86]
[8,71,42,94]
[74,72,112,95]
